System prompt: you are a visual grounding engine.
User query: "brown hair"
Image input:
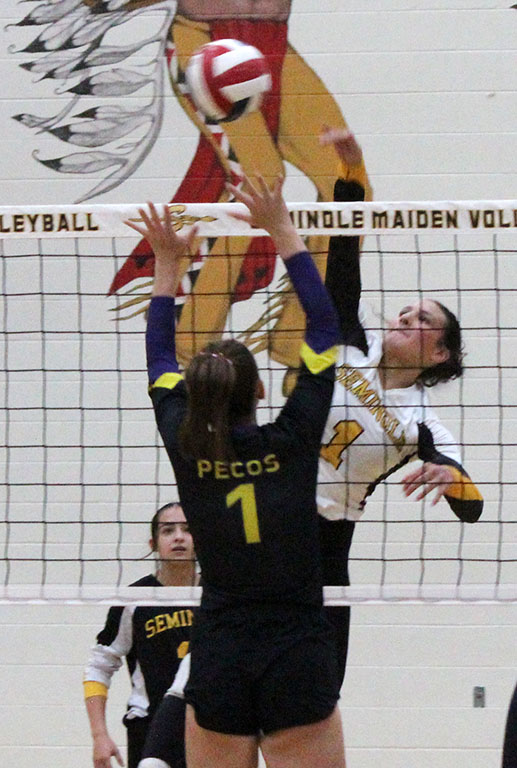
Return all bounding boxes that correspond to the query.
[416,301,464,387]
[179,340,259,462]
[150,502,182,550]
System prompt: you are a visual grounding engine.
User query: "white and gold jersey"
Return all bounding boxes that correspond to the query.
[317,312,460,522]
[318,175,482,525]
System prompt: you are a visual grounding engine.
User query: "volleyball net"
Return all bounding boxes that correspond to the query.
[1,199,516,604]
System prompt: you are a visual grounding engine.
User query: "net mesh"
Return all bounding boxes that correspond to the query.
[1,200,516,603]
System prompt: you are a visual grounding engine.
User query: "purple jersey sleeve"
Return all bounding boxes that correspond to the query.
[146,296,179,385]
[284,250,339,353]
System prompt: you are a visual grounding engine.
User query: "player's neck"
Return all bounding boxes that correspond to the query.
[157,561,197,587]
[379,356,420,390]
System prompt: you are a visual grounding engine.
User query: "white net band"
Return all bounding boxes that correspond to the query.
[0,200,516,238]
[1,585,516,606]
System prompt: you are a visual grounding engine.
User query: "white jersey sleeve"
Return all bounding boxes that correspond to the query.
[420,409,462,465]
[83,605,135,688]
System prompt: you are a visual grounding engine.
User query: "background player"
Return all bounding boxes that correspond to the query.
[317,127,484,683]
[84,503,196,768]
[128,178,345,768]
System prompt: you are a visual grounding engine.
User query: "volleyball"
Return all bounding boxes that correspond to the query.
[185,39,272,123]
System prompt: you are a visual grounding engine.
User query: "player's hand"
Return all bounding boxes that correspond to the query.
[125,202,198,266]
[226,174,304,260]
[402,462,455,505]
[92,733,124,768]
[226,174,292,237]
[319,125,363,166]
[125,203,198,295]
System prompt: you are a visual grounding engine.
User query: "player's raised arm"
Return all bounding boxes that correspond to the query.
[125,203,198,385]
[319,129,369,351]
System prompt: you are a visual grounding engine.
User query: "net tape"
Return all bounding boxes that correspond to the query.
[1,585,516,606]
[0,200,516,239]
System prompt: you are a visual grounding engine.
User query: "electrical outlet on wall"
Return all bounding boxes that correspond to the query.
[473,686,486,708]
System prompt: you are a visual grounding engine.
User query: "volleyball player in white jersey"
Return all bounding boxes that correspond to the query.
[318,128,484,682]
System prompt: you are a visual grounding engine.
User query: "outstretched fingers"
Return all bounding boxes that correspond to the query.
[402,463,454,505]
[226,182,254,222]
[226,174,286,228]
[184,222,199,252]
[125,202,166,238]
[125,202,197,260]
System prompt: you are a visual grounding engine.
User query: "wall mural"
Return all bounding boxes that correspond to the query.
[8,0,371,370]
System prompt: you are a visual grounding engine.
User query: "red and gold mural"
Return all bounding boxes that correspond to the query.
[10,0,371,369]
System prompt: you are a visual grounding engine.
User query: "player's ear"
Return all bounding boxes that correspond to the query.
[256,379,265,400]
[149,537,156,552]
[433,341,450,365]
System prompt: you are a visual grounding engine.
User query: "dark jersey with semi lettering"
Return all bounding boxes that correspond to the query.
[147,250,339,609]
[83,574,193,721]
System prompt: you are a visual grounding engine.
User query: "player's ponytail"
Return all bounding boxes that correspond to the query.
[418,302,464,387]
[180,340,259,462]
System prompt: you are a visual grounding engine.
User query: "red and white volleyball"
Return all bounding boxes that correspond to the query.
[185,39,272,122]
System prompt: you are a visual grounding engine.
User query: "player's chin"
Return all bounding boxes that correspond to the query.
[169,550,189,560]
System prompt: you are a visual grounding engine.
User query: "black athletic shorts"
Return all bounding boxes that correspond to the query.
[184,603,340,736]
[141,695,186,768]
[124,715,150,768]
[318,516,356,685]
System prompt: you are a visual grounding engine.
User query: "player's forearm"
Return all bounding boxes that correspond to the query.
[152,259,178,298]
[324,178,366,344]
[84,692,109,738]
[418,424,483,523]
[337,158,370,191]
[442,465,483,523]
[270,224,306,263]
[285,252,339,353]
[146,296,179,383]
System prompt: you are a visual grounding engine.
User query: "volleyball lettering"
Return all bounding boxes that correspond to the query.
[185,39,272,122]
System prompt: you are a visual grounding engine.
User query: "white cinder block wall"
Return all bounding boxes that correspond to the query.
[1,2,516,767]
[1,604,516,767]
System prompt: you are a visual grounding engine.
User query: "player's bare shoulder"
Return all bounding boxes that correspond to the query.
[177,0,291,22]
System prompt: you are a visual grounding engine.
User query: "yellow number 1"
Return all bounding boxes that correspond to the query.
[320,420,364,470]
[226,483,261,544]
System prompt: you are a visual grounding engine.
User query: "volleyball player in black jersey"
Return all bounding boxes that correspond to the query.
[126,178,345,768]
[84,503,196,768]
[502,681,517,768]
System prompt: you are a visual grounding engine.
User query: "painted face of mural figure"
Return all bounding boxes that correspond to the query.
[176,1,292,22]
[105,1,291,20]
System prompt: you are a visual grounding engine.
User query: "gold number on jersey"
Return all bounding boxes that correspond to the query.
[320,420,364,469]
[226,483,261,544]
[177,641,190,659]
